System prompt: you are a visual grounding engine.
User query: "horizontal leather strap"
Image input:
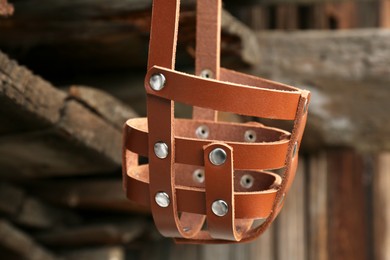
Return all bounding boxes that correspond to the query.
[125,164,281,219]
[145,66,302,120]
[124,118,291,170]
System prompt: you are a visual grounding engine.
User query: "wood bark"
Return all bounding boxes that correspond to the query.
[0,51,136,178]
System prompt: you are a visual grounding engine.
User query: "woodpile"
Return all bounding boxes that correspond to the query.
[1,1,390,259]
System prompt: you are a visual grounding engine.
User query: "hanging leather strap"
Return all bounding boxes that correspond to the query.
[193,0,221,121]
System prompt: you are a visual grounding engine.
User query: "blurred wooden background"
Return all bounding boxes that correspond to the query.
[0,0,390,259]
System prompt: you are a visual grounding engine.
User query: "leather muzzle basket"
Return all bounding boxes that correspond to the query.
[122,0,310,243]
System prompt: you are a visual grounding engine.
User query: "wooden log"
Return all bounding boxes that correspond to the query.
[276,158,307,260]
[308,153,328,260]
[0,219,57,260]
[26,179,148,213]
[374,153,390,260]
[36,221,146,247]
[0,2,257,77]
[0,51,129,178]
[69,86,138,129]
[254,29,390,151]
[0,183,80,229]
[326,150,368,260]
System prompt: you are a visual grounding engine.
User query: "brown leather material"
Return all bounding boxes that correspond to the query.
[193,0,221,121]
[122,0,310,243]
[124,118,291,170]
[146,66,301,120]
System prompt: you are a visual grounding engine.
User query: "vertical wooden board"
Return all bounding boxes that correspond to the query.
[308,153,328,260]
[380,0,390,28]
[249,224,275,260]
[140,240,172,260]
[357,1,379,28]
[169,244,199,260]
[200,244,231,260]
[326,150,368,260]
[276,158,307,260]
[374,153,390,260]
[230,243,250,260]
[250,5,269,30]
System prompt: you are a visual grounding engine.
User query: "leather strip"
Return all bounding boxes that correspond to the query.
[125,164,281,219]
[124,118,291,170]
[204,143,241,241]
[146,0,205,239]
[193,0,221,120]
[146,66,302,120]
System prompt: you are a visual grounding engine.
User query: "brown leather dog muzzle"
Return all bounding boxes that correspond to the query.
[122,0,310,243]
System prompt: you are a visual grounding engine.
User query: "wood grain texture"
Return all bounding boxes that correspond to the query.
[254,29,390,151]
[308,153,328,260]
[326,150,368,260]
[276,158,307,260]
[374,153,390,260]
[0,51,133,178]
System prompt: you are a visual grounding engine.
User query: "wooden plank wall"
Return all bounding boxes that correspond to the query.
[240,0,383,30]
[153,149,387,260]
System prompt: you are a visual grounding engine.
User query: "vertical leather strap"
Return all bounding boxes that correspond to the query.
[146,0,205,239]
[192,0,222,121]
[204,143,242,241]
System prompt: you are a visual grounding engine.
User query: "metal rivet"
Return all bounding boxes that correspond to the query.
[155,192,170,208]
[211,200,229,217]
[154,142,169,159]
[240,174,254,189]
[303,99,308,114]
[292,141,298,158]
[209,148,227,166]
[278,193,285,208]
[149,73,166,91]
[193,169,205,183]
[195,125,209,139]
[244,130,257,143]
[200,69,213,79]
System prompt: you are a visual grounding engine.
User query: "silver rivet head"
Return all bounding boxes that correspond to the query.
[209,148,227,166]
[244,130,257,143]
[149,73,166,91]
[193,169,205,183]
[212,200,229,217]
[292,141,298,158]
[154,142,169,159]
[155,192,170,208]
[240,174,254,189]
[200,69,213,79]
[195,125,209,139]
